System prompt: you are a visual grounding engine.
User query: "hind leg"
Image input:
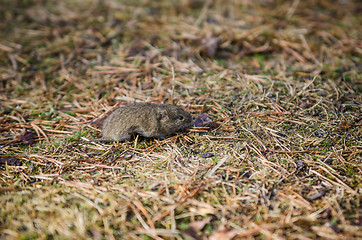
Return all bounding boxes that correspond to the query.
[116,133,131,141]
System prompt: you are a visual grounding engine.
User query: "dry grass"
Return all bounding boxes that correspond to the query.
[0,0,361,239]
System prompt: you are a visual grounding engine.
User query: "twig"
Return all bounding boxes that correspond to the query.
[310,169,356,195]
[207,155,230,177]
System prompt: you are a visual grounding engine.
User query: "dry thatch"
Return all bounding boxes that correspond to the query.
[0,0,361,239]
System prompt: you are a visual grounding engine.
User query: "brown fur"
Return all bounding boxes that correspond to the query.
[101,103,193,141]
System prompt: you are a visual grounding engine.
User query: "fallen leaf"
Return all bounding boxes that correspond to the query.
[201,34,220,57]
[0,157,22,166]
[182,216,212,240]
[18,129,34,145]
[195,113,212,127]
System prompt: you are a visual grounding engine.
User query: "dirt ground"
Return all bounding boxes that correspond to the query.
[0,0,361,239]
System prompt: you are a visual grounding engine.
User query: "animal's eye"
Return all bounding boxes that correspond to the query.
[177,115,184,120]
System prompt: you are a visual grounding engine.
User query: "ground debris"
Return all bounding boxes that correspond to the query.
[0,0,360,239]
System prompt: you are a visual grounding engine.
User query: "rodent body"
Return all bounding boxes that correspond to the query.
[101,103,193,141]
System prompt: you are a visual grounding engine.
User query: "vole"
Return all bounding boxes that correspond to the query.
[101,103,193,141]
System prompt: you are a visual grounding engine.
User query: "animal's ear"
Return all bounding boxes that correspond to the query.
[158,108,169,121]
